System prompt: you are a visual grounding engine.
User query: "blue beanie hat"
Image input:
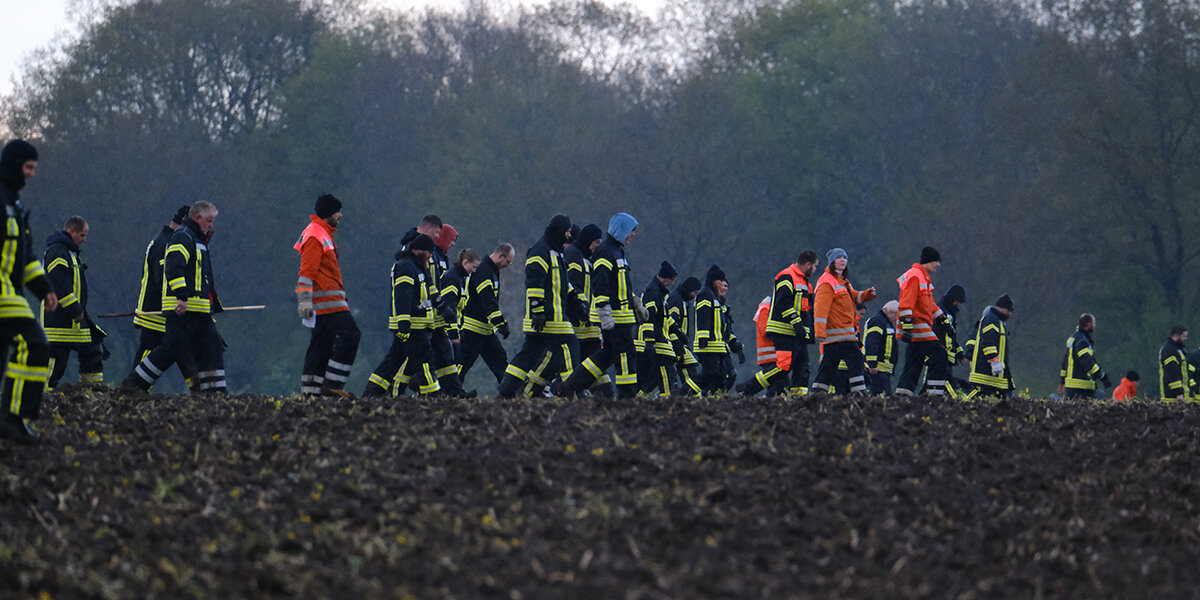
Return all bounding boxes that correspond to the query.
[608,212,638,242]
[826,248,848,264]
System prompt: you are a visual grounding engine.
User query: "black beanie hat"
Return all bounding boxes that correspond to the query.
[941,284,967,307]
[574,224,603,252]
[1,139,38,193]
[408,233,436,253]
[1126,370,1140,382]
[681,276,702,295]
[995,294,1015,311]
[658,261,678,279]
[705,263,727,284]
[920,246,941,264]
[172,205,191,225]
[545,213,572,247]
[315,194,342,219]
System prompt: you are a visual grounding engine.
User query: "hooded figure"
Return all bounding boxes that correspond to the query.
[546,214,573,249]
[939,284,967,320]
[608,212,638,243]
[574,224,603,257]
[0,139,37,195]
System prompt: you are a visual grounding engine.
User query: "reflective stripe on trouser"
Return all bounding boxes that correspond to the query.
[47,341,105,388]
[131,312,224,392]
[638,350,674,396]
[1,317,50,420]
[137,326,199,390]
[677,364,701,395]
[498,332,578,398]
[429,328,465,395]
[459,330,508,385]
[811,340,866,393]
[564,325,637,398]
[895,340,948,396]
[303,311,361,393]
[198,369,227,392]
[363,332,439,396]
[743,336,809,395]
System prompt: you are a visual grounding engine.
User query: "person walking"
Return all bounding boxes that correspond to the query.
[810,248,876,395]
[132,205,199,391]
[42,216,106,388]
[736,251,818,396]
[1159,325,1189,401]
[895,247,949,397]
[362,234,440,396]
[862,300,900,395]
[1057,313,1111,400]
[0,140,58,443]
[966,296,1015,397]
[459,244,514,385]
[295,194,360,398]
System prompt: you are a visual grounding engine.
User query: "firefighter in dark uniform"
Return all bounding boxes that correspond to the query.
[932,284,968,396]
[966,295,1015,397]
[694,264,740,394]
[399,215,467,397]
[133,205,199,390]
[1058,313,1111,400]
[558,212,642,398]
[0,139,57,444]
[459,244,514,385]
[41,216,105,387]
[440,246,480,370]
[363,234,440,396]
[1159,325,1189,401]
[498,214,585,398]
[667,276,702,394]
[564,223,609,394]
[122,202,227,393]
[862,300,899,395]
[736,250,818,396]
[637,261,678,396]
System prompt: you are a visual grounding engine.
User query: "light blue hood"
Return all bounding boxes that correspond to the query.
[608,212,638,242]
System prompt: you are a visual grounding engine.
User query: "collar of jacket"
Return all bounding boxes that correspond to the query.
[46,229,79,254]
[182,217,205,239]
[454,263,469,277]
[784,263,809,284]
[309,214,337,235]
[1077,327,1093,342]
[988,305,1009,322]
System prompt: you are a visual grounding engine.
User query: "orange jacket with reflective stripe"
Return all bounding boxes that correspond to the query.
[754,296,774,366]
[295,215,349,315]
[897,263,942,342]
[813,269,876,343]
[1112,377,1137,401]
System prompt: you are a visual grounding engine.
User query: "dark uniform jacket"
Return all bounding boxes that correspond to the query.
[590,234,634,326]
[695,287,730,355]
[0,187,51,319]
[521,233,578,335]
[163,219,220,314]
[389,251,433,335]
[401,228,455,335]
[462,255,505,336]
[1060,329,1109,392]
[967,306,1011,390]
[439,263,470,328]
[638,277,674,357]
[1160,337,1189,400]
[135,225,173,332]
[862,311,897,374]
[42,231,92,343]
[564,242,597,340]
[765,264,813,342]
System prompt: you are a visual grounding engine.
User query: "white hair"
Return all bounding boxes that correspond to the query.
[883,300,899,314]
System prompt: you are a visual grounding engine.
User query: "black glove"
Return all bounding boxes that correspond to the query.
[1101,373,1112,388]
[447,327,459,341]
[497,321,510,339]
[672,339,686,357]
[793,322,806,338]
[736,348,746,364]
[439,305,457,326]
[900,317,914,343]
[729,338,743,355]
[531,312,547,332]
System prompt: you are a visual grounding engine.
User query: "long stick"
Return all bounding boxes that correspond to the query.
[96,305,267,318]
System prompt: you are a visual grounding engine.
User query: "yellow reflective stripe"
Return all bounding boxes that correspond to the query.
[58,293,78,307]
[168,277,187,290]
[45,257,69,272]
[166,244,190,262]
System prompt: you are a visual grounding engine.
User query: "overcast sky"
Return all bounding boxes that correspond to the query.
[0,0,668,96]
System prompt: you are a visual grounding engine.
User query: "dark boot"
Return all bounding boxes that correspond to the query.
[0,412,37,445]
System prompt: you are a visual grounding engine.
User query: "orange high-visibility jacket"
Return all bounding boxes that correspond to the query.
[814,269,876,344]
[897,263,942,342]
[295,215,349,316]
[1112,377,1137,401]
[754,296,775,366]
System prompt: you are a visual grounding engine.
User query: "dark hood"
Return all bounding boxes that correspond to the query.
[0,139,37,195]
[46,230,79,254]
[939,284,966,317]
[544,214,572,249]
[574,224,602,254]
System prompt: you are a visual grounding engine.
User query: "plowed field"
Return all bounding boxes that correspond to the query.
[3,388,1199,599]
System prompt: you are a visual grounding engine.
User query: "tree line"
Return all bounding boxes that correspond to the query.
[2,0,1197,396]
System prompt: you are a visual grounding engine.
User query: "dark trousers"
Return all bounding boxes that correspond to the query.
[48,341,105,387]
[896,340,949,396]
[565,325,637,398]
[429,327,465,395]
[136,326,199,390]
[972,383,1010,398]
[301,311,361,394]
[498,332,579,398]
[866,371,893,395]
[813,341,866,394]
[697,352,733,394]
[1,316,50,420]
[740,335,810,394]
[459,330,507,384]
[638,349,675,396]
[364,330,438,396]
[129,312,225,392]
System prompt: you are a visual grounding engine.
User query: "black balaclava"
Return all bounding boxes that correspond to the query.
[574,224,602,254]
[545,213,572,249]
[1,139,38,195]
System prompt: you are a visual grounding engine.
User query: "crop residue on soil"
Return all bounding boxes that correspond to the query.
[2,388,1199,598]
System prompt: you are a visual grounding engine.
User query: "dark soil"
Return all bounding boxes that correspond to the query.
[2,388,1199,599]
